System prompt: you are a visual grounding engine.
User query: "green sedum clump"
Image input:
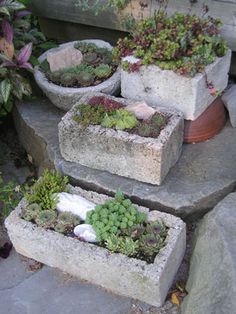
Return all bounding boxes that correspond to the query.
[101,109,138,130]
[25,169,68,210]
[85,191,147,242]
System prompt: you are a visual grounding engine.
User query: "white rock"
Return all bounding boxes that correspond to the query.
[47,46,83,72]
[56,192,95,220]
[126,101,155,120]
[74,224,97,242]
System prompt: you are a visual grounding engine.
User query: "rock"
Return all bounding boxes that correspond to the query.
[56,192,95,220]
[181,193,236,314]
[125,101,155,120]
[47,46,83,72]
[222,85,236,127]
[121,51,232,120]
[74,224,97,243]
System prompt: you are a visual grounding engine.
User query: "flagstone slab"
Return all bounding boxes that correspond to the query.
[13,99,236,219]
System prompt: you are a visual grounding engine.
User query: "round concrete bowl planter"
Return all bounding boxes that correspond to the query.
[5,185,186,307]
[34,40,121,111]
[121,51,232,121]
[58,92,184,185]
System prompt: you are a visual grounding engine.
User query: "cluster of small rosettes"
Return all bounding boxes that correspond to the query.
[113,10,227,77]
[42,42,116,87]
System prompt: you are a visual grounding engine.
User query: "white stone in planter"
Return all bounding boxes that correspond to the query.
[121,50,232,120]
[34,40,121,111]
[5,185,186,307]
[58,92,184,185]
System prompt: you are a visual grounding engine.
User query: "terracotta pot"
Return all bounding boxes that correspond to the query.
[184,97,226,144]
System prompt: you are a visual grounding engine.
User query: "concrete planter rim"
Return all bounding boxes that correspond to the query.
[63,91,184,147]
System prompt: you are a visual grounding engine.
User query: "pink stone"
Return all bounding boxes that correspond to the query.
[47,46,83,72]
[126,101,155,120]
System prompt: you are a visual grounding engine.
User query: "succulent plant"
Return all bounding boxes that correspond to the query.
[136,123,153,137]
[25,203,42,219]
[101,109,138,131]
[22,210,34,222]
[35,210,57,229]
[54,222,67,234]
[73,104,106,126]
[83,52,99,65]
[74,42,97,53]
[48,70,62,85]
[57,212,75,226]
[76,71,95,87]
[94,64,112,79]
[151,113,167,128]
[113,11,228,77]
[26,169,68,210]
[60,73,77,87]
[73,215,81,226]
[85,191,147,242]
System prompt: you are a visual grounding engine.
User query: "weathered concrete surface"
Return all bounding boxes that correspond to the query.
[13,99,236,219]
[181,193,236,314]
[0,250,132,314]
[59,93,184,185]
[34,40,121,111]
[222,85,236,127]
[5,186,186,307]
[121,51,231,120]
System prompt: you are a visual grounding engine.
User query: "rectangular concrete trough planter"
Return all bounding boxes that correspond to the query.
[58,93,184,185]
[5,186,186,307]
[121,50,232,120]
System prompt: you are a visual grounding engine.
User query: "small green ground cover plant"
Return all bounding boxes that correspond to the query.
[86,191,168,263]
[22,169,80,234]
[73,95,169,137]
[0,174,23,223]
[113,10,228,77]
[40,42,118,88]
[21,170,168,263]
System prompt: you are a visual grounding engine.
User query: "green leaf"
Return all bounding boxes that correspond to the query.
[0,7,10,15]
[0,79,12,103]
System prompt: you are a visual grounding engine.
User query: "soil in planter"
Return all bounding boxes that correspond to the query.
[73,96,170,138]
[40,42,118,88]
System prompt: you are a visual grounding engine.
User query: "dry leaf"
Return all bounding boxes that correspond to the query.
[171,292,180,307]
[0,37,14,60]
[27,154,33,164]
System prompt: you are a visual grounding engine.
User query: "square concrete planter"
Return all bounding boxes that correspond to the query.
[121,50,232,120]
[58,93,184,185]
[5,185,186,307]
[34,40,121,111]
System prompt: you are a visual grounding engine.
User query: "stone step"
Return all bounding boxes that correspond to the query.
[13,98,236,219]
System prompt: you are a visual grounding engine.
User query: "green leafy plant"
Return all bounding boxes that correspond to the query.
[73,103,106,126]
[85,191,147,241]
[35,209,57,228]
[25,169,68,210]
[0,174,23,222]
[114,11,228,77]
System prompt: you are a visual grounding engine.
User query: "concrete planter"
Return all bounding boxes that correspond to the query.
[34,40,121,111]
[121,50,231,120]
[5,185,186,307]
[58,93,184,185]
